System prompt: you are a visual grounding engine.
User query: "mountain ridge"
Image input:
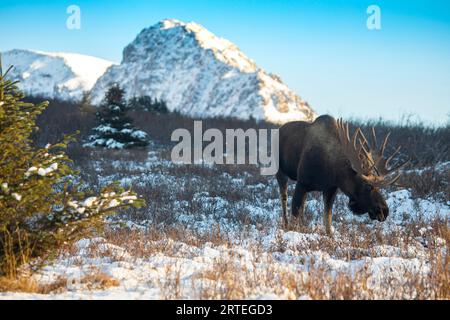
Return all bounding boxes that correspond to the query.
[1,49,115,101]
[2,19,316,123]
[91,19,315,123]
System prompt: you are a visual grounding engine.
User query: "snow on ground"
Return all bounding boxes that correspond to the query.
[1,150,448,299]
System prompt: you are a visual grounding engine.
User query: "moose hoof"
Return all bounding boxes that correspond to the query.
[326,226,335,237]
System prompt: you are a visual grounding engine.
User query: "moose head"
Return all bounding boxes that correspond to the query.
[337,119,408,221]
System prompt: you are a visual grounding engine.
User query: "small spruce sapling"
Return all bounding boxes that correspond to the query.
[86,84,149,149]
[0,57,144,278]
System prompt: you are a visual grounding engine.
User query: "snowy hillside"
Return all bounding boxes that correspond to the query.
[0,149,448,299]
[90,19,315,123]
[1,49,114,101]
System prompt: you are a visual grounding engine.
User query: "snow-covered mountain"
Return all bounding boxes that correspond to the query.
[1,49,114,101]
[90,19,315,123]
[2,20,315,123]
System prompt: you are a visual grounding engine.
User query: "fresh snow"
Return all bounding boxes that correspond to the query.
[11,193,22,201]
[0,151,447,300]
[36,163,58,176]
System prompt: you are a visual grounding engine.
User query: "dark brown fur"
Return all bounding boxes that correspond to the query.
[276,115,389,234]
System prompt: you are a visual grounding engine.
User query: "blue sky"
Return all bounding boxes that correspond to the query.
[1,0,449,125]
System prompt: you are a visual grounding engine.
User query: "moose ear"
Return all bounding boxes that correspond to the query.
[346,160,359,175]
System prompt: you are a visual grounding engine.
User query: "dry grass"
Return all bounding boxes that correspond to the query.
[0,275,70,294]
[158,263,184,299]
[399,166,449,200]
[0,276,42,293]
[2,217,446,298]
[99,220,449,300]
[0,269,119,294]
[103,224,232,259]
[13,101,447,299]
[193,254,331,299]
[78,269,120,290]
[188,242,449,300]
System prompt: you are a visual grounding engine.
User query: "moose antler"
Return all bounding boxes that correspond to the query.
[336,118,408,186]
[336,119,371,176]
[357,127,409,186]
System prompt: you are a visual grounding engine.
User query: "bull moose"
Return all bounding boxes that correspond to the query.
[276,115,407,234]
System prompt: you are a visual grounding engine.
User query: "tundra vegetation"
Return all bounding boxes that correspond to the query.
[0,66,143,281]
[0,89,448,298]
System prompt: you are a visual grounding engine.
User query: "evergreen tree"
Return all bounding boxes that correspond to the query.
[128,95,169,114]
[86,84,149,149]
[153,98,169,114]
[0,58,144,277]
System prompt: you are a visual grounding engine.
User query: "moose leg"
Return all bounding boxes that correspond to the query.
[292,182,307,225]
[323,187,337,235]
[276,171,289,227]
